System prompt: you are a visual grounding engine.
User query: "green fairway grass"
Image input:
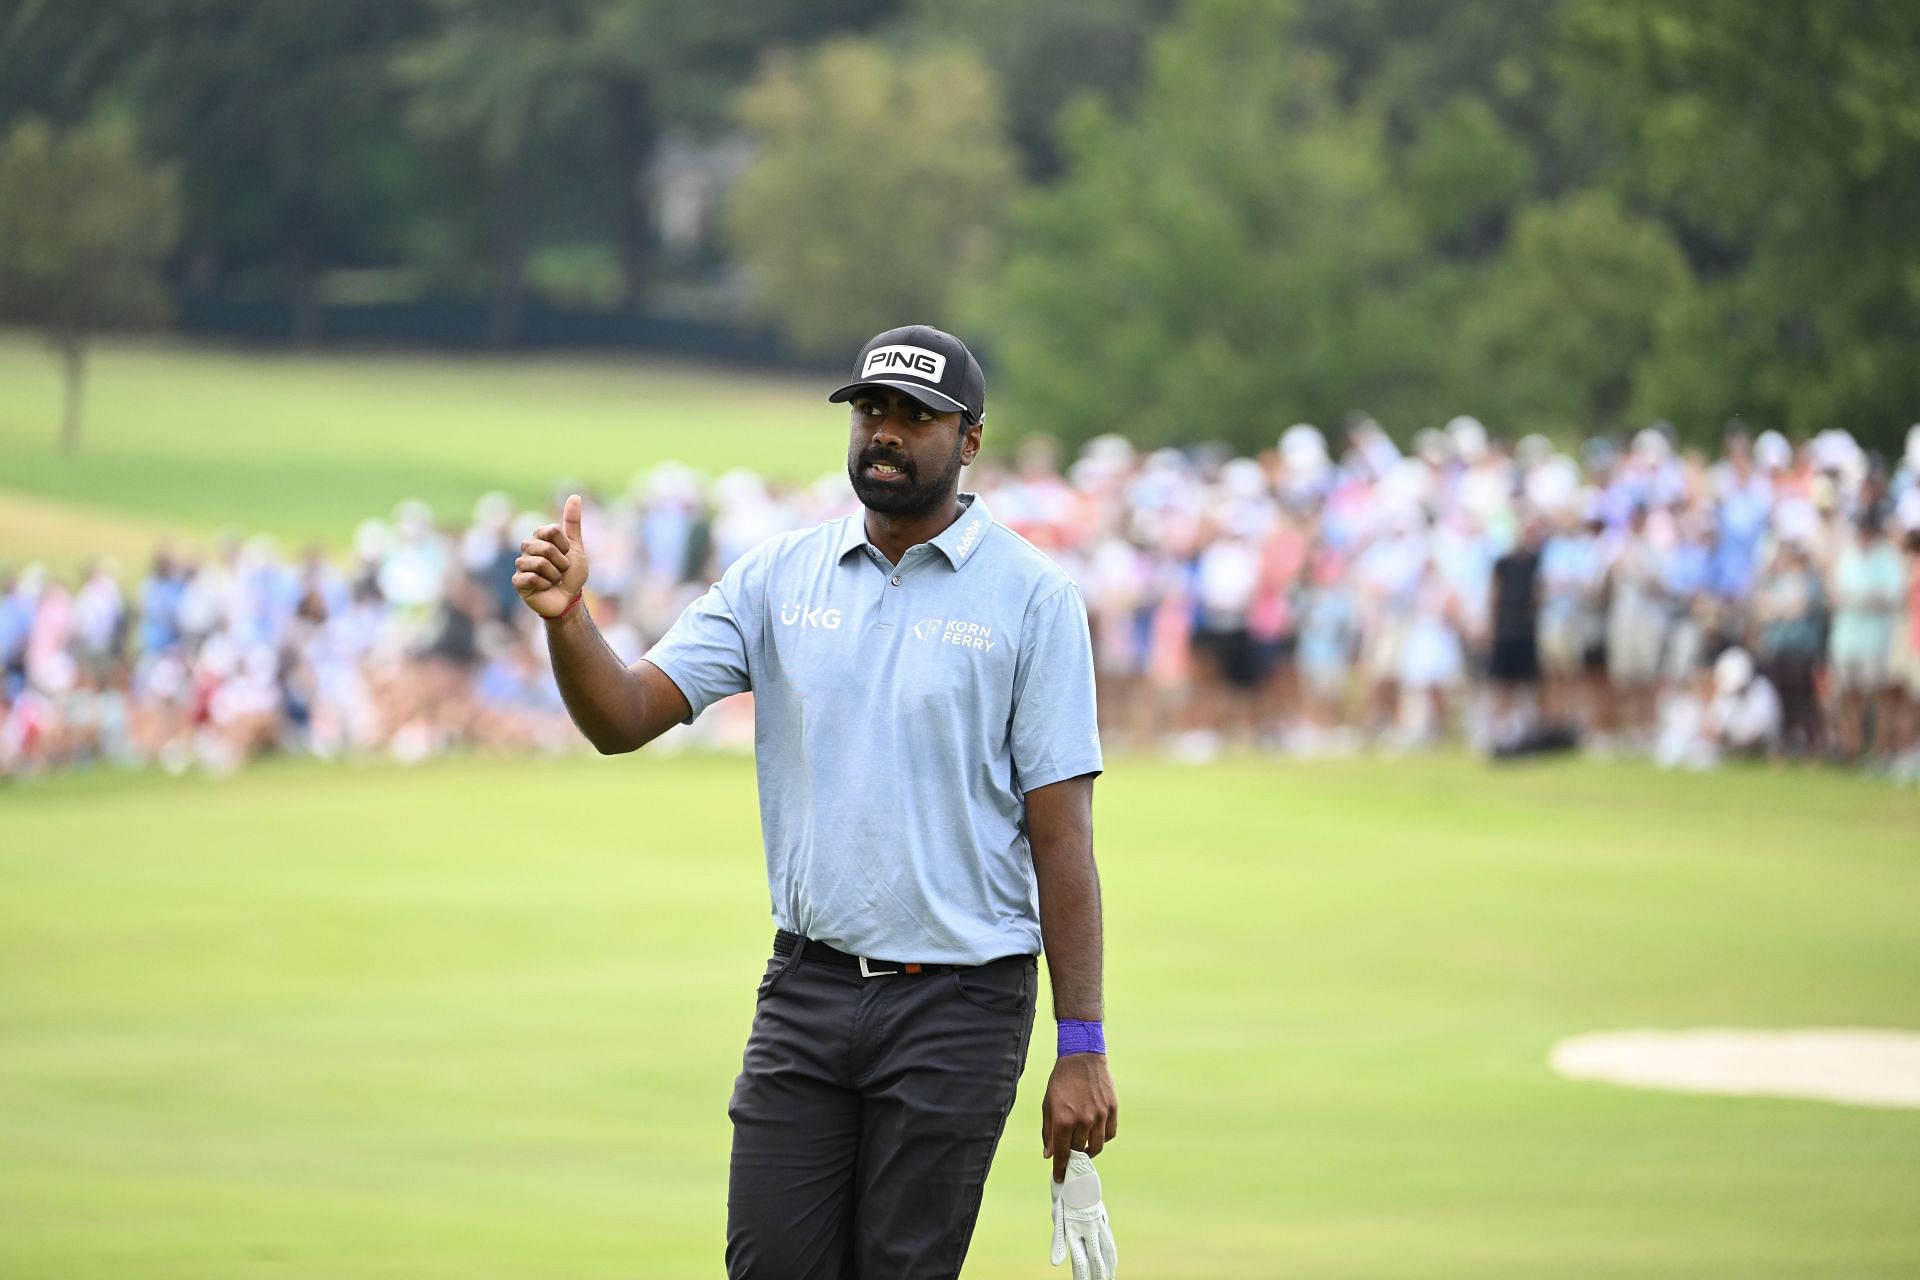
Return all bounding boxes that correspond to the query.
[0,336,837,573]
[3,752,1917,1277]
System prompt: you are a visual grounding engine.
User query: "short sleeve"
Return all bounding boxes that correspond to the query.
[1010,583,1104,792]
[640,567,756,723]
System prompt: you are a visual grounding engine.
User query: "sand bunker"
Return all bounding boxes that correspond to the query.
[1550,1028,1920,1109]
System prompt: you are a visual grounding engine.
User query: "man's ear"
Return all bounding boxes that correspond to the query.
[963,418,984,465]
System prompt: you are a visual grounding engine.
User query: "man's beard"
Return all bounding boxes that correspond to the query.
[848,436,966,517]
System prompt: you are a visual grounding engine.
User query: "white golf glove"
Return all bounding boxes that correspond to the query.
[1050,1151,1117,1279]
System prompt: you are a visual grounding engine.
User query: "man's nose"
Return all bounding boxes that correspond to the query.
[871,410,906,446]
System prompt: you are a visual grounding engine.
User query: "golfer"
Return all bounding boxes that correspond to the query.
[514,324,1118,1278]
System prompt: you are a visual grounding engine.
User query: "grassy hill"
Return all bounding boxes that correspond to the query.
[4,752,1916,1277]
[0,336,840,576]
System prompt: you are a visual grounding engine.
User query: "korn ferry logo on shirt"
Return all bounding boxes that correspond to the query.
[913,616,995,652]
[862,344,947,383]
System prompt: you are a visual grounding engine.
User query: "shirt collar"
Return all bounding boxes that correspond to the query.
[834,512,871,562]
[834,493,997,570]
[929,493,995,568]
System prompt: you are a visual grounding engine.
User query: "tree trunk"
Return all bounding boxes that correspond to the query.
[290,261,323,346]
[488,177,527,348]
[59,335,87,457]
[611,77,655,312]
[488,241,525,347]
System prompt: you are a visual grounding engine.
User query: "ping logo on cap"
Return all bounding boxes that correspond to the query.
[862,345,947,383]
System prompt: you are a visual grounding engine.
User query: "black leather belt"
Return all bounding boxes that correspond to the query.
[774,928,963,977]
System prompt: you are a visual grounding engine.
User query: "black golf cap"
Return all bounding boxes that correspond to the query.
[827,324,986,424]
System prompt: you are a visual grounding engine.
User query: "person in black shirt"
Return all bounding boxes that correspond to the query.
[1488,518,1545,744]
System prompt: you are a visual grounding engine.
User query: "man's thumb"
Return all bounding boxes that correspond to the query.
[563,493,584,548]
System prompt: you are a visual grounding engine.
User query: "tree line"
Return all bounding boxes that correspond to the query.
[2,0,1916,455]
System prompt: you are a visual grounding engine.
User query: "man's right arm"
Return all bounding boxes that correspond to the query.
[543,608,690,754]
[514,493,693,754]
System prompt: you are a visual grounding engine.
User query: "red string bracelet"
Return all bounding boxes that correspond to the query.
[555,591,585,619]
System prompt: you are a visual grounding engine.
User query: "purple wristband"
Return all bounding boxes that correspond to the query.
[1057,1019,1106,1057]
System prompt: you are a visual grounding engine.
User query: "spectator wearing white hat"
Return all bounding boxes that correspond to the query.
[1711,425,1773,605]
[1294,547,1356,745]
[463,492,524,623]
[71,561,127,674]
[1355,504,1425,736]
[1539,503,1608,729]
[1082,532,1153,744]
[1191,520,1265,744]
[1706,647,1781,759]
[1752,429,1793,475]
[378,500,450,621]
[1894,424,1920,505]
[1397,557,1466,745]
[1606,504,1668,740]
[1290,426,1336,506]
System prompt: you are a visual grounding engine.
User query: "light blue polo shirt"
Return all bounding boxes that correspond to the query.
[641,493,1103,965]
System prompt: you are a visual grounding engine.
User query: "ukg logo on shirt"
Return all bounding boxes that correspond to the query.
[780,603,842,629]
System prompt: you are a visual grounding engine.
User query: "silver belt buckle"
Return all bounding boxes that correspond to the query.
[858,956,898,978]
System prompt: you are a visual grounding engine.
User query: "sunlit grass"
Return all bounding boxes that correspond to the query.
[2,752,1916,1277]
[0,335,839,569]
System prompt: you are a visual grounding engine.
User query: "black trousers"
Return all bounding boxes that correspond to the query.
[725,933,1038,1280]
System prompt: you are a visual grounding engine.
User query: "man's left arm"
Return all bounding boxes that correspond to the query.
[1009,583,1114,1182]
[1028,774,1118,1182]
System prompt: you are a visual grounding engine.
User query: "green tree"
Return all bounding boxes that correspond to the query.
[892,0,1176,179]
[130,0,430,342]
[396,0,904,335]
[726,40,1019,358]
[1401,96,1534,256]
[1294,0,1608,198]
[1569,0,1920,447]
[395,0,608,343]
[1457,191,1694,433]
[0,0,162,127]
[979,0,1442,452]
[0,118,179,453]
[584,0,904,306]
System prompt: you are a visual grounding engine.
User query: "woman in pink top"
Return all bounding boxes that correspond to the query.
[1252,514,1308,737]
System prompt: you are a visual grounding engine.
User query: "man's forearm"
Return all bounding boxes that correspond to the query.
[1038,859,1103,1021]
[1028,776,1103,1021]
[544,607,655,754]
[1028,773,1117,1175]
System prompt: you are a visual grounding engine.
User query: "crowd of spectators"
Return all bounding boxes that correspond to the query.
[5,418,1920,782]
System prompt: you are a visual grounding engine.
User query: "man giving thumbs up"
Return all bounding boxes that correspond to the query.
[516,323,1116,1280]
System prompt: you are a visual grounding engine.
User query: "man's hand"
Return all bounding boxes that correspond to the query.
[515,493,590,618]
[1050,1151,1118,1279]
[1042,1052,1118,1182]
